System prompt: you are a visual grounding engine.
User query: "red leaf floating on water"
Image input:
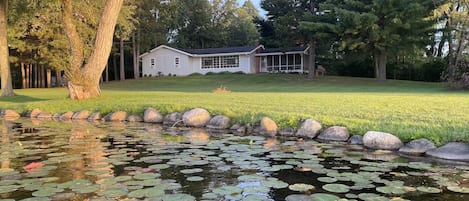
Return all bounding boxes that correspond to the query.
[23,162,44,173]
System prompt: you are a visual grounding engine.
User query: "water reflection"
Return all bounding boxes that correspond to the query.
[0,118,468,201]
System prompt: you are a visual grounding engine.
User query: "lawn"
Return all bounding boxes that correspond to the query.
[1,73,468,145]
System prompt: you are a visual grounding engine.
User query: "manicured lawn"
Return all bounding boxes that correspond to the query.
[1,74,468,145]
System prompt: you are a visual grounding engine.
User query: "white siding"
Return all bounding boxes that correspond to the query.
[142,47,191,76]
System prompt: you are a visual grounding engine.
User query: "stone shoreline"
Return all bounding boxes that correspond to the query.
[1,107,468,162]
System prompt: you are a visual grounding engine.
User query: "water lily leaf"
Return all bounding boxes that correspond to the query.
[317,177,338,183]
[322,184,350,193]
[288,183,315,192]
[285,194,313,201]
[187,176,204,182]
[310,193,341,201]
[180,168,203,174]
[159,193,196,201]
[447,186,469,193]
[213,185,242,195]
[416,186,441,193]
[376,186,406,195]
[358,193,389,201]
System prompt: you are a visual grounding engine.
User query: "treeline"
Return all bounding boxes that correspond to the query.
[258,0,469,86]
[4,0,260,90]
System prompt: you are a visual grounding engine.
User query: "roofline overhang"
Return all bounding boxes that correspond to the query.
[140,45,265,58]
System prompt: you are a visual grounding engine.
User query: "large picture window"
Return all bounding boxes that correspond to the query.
[202,56,239,69]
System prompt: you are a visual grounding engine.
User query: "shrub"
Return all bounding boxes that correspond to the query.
[188,73,203,76]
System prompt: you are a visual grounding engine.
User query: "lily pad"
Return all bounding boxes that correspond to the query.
[310,193,341,201]
[358,193,389,201]
[322,184,350,193]
[416,186,441,193]
[317,177,338,183]
[447,186,469,193]
[180,168,203,174]
[187,176,204,182]
[159,193,196,201]
[288,183,315,192]
[285,194,313,201]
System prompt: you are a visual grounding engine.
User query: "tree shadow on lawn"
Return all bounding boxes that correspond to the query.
[0,95,48,103]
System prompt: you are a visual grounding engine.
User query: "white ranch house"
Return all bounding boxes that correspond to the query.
[140,45,311,76]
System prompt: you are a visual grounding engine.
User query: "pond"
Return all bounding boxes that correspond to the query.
[0,118,468,201]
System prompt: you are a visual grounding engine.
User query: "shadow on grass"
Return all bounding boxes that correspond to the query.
[0,95,48,103]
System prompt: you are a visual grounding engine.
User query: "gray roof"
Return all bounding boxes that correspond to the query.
[182,46,259,55]
[259,46,308,54]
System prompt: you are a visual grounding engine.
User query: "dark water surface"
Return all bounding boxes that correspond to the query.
[0,118,468,201]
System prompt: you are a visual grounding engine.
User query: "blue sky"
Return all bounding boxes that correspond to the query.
[238,0,266,16]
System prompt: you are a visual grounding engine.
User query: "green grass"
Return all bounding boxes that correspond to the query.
[2,74,468,145]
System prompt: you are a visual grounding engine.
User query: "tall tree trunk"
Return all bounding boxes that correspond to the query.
[437,21,449,57]
[40,65,45,88]
[377,50,387,82]
[62,0,124,100]
[21,63,26,89]
[34,63,38,88]
[120,38,125,81]
[307,40,316,79]
[136,27,140,79]
[27,64,31,88]
[0,0,14,96]
[374,53,379,78]
[132,32,138,79]
[56,70,61,87]
[46,69,51,88]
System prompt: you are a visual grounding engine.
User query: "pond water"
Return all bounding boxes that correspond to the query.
[1,119,469,201]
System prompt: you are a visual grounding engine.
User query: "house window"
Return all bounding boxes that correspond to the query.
[201,56,239,69]
[174,57,180,68]
[151,58,155,68]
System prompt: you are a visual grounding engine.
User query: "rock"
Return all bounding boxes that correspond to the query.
[259,117,277,137]
[25,109,42,118]
[36,112,52,119]
[88,112,101,121]
[236,126,246,133]
[60,111,74,121]
[127,115,143,122]
[296,119,322,138]
[52,113,61,121]
[2,109,20,118]
[399,138,436,155]
[426,142,469,161]
[207,115,230,129]
[363,131,403,150]
[348,135,364,145]
[103,111,127,121]
[230,124,241,130]
[182,108,211,127]
[144,107,163,123]
[72,110,90,120]
[317,126,349,141]
[163,112,182,126]
[279,127,294,136]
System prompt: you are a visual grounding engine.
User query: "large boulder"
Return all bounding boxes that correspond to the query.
[348,135,364,145]
[36,112,52,120]
[426,142,469,161]
[88,112,101,121]
[2,109,20,118]
[25,109,42,118]
[296,119,322,138]
[60,111,74,121]
[399,138,436,155]
[127,115,143,122]
[317,126,349,141]
[163,112,182,126]
[104,111,127,121]
[72,110,90,120]
[363,131,403,150]
[207,115,230,129]
[259,117,277,137]
[182,108,211,127]
[144,107,163,123]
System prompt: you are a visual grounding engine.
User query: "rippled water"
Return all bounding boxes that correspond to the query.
[0,118,468,201]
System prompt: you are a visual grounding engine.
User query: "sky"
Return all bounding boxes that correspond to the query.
[238,0,267,17]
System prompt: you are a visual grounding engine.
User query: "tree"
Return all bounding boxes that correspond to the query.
[0,0,14,96]
[226,3,260,46]
[173,0,212,48]
[62,0,123,100]
[321,0,433,81]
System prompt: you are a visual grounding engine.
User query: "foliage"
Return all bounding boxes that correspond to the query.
[2,74,468,145]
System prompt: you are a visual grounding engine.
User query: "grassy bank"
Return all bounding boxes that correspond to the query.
[1,74,468,145]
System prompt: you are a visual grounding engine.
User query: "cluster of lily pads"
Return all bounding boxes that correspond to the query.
[0,120,468,201]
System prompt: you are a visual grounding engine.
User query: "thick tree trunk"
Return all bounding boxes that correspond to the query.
[377,50,387,82]
[120,38,125,81]
[307,40,316,79]
[62,0,124,100]
[374,53,379,78]
[34,64,38,88]
[0,0,14,96]
[21,63,26,89]
[40,65,45,88]
[132,32,138,79]
[56,70,61,87]
[46,69,51,88]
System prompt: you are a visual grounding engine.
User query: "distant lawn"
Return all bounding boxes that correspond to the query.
[1,74,468,145]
